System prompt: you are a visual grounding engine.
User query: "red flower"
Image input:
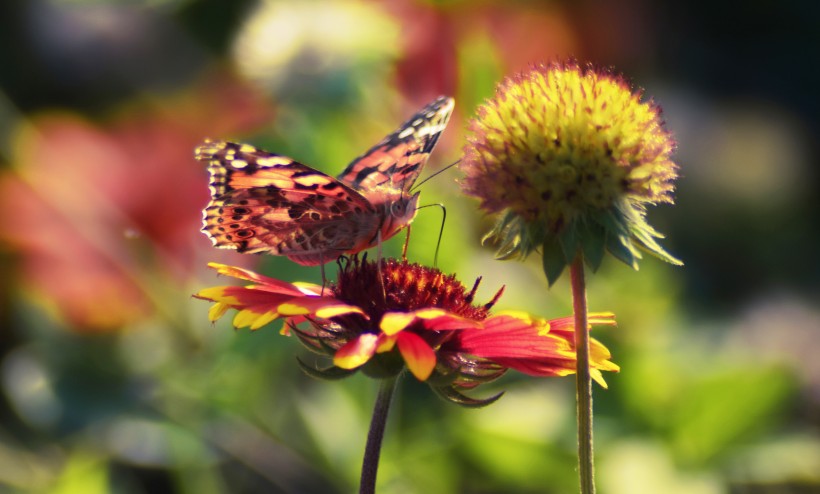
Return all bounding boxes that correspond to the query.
[196,257,618,406]
[0,71,272,330]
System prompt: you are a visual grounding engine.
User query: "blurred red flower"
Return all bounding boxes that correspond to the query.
[385,0,578,101]
[0,71,273,331]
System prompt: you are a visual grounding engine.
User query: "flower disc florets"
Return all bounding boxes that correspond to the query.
[294,256,504,387]
[334,256,497,322]
[460,61,681,281]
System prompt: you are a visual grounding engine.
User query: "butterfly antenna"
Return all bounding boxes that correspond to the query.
[415,203,447,267]
[409,159,461,193]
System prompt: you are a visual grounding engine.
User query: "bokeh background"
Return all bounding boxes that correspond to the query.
[1,0,818,493]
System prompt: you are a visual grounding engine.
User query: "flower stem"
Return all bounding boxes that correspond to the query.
[360,375,399,494]
[570,255,595,494]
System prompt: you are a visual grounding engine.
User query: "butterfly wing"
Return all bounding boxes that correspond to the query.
[337,96,454,192]
[197,140,379,265]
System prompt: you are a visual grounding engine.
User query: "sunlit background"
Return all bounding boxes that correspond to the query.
[0,0,818,493]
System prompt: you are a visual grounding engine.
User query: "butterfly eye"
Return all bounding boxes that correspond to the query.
[390,201,406,217]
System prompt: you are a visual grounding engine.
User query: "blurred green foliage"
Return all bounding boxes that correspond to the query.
[1,0,818,493]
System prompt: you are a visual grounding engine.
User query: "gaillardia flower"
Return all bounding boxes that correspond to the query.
[461,61,681,284]
[195,256,619,406]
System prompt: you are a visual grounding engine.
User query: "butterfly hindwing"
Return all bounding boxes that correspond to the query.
[337,96,454,192]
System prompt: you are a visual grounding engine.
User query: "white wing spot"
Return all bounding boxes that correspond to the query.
[257,156,293,167]
[294,174,330,187]
[398,127,415,139]
[239,144,257,153]
[231,159,248,169]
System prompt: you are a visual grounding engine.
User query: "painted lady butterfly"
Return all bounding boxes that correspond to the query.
[196,96,454,266]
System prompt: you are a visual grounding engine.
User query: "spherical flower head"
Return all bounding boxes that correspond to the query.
[460,61,681,283]
[195,257,619,407]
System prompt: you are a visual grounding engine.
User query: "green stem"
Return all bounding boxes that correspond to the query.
[360,376,399,494]
[570,255,595,494]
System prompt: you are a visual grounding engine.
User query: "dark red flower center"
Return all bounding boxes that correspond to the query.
[332,256,503,324]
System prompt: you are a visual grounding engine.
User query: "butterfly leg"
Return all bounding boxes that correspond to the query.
[320,252,327,296]
[401,225,412,261]
[376,231,387,303]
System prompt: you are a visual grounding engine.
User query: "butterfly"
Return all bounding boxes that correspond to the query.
[196,96,454,266]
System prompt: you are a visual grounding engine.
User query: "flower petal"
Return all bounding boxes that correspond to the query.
[232,305,276,329]
[315,304,366,319]
[292,281,324,295]
[278,297,365,318]
[396,332,436,381]
[422,314,484,331]
[376,333,398,353]
[250,310,279,330]
[458,313,571,359]
[195,286,243,305]
[197,285,294,309]
[380,312,417,335]
[334,333,379,369]
[207,302,230,322]
[413,308,451,320]
[207,263,305,295]
[590,369,608,389]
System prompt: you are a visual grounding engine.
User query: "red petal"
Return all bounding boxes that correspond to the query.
[207,263,305,296]
[220,286,294,307]
[396,332,436,381]
[334,334,378,369]
[419,313,483,331]
[457,314,572,360]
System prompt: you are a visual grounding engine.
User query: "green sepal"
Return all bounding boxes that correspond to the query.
[432,385,505,408]
[483,211,545,260]
[542,236,568,286]
[627,217,683,267]
[291,331,340,358]
[296,358,358,381]
[482,211,521,259]
[558,221,580,261]
[580,219,607,272]
[425,367,459,387]
[606,233,641,269]
[616,199,683,267]
[599,199,683,269]
[483,198,681,276]
[360,350,405,379]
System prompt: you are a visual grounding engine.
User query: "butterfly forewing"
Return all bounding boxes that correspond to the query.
[197,96,454,265]
[338,96,454,192]
[197,141,377,259]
